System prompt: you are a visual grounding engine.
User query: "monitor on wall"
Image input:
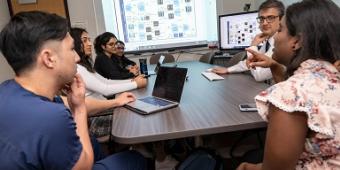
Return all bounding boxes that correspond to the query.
[218,11,260,51]
[101,0,218,53]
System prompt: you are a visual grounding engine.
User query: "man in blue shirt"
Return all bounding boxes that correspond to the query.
[0,11,146,169]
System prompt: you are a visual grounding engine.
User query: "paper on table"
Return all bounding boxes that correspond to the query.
[201,71,224,81]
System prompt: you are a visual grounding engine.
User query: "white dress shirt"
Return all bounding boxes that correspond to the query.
[77,64,137,99]
[227,36,274,82]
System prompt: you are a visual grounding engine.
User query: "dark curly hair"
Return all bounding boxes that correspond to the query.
[94,32,117,55]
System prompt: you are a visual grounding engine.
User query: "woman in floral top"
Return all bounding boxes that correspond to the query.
[237,0,340,169]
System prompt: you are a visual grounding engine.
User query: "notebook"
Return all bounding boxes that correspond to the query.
[125,66,188,115]
[148,55,165,75]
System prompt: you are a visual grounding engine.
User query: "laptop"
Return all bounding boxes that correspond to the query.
[148,55,165,75]
[125,66,188,115]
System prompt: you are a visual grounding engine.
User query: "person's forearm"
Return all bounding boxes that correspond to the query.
[250,67,272,82]
[63,96,119,117]
[228,60,249,73]
[270,62,286,83]
[249,163,262,170]
[238,163,262,170]
[72,105,94,168]
[85,97,119,116]
[80,66,137,96]
[89,78,137,96]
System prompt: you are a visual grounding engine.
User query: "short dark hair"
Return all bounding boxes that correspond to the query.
[259,0,285,18]
[0,11,69,75]
[286,0,340,73]
[94,32,117,55]
[70,27,95,73]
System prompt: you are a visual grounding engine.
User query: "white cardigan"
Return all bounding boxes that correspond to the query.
[77,64,137,99]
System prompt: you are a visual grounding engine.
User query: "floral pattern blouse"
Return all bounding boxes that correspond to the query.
[255,59,340,170]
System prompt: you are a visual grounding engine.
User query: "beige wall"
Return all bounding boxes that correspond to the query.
[0,54,14,83]
[217,0,257,16]
[66,0,104,43]
[0,0,14,83]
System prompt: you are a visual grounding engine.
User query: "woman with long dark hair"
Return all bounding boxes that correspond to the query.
[238,0,340,169]
[70,28,146,137]
[70,28,146,100]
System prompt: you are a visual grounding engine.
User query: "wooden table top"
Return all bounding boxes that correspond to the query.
[111,61,269,144]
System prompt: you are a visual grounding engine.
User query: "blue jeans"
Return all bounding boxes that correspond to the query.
[93,150,147,170]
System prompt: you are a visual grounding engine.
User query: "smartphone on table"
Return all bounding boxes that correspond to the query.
[239,103,257,112]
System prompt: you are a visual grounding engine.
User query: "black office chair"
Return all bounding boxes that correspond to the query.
[199,52,214,64]
[224,51,247,67]
[149,53,175,64]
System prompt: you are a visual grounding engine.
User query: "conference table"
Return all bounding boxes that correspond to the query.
[111,61,269,144]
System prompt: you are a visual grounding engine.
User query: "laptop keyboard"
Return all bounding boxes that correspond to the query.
[139,97,173,106]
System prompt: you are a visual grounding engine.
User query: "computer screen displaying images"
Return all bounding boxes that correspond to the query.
[219,11,260,50]
[102,0,218,53]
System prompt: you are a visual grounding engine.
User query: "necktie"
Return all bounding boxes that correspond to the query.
[265,40,271,52]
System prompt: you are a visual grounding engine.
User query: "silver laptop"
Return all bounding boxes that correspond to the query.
[148,55,165,75]
[125,66,188,115]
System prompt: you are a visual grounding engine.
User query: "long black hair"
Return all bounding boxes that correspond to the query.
[285,0,340,74]
[70,27,95,73]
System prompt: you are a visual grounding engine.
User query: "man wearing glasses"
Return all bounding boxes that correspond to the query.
[213,0,285,82]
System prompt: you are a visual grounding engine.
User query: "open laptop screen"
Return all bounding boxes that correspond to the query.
[152,66,187,102]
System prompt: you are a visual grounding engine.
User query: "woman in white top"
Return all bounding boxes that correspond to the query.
[70,28,147,137]
[70,28,147,100]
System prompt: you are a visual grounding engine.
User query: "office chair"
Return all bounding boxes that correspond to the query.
[149,53,175,64]
[224,51,247,67]
[199,52,214,64]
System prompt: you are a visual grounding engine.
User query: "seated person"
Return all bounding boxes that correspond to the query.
[237,0,340,169]
[70,28,146,100]
[0,11,146,169]
[115,40,139,76]
[212,0,285,82]
[94,32,138,79]
[70,27,147,137]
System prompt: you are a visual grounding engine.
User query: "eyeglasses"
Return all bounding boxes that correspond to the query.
[115,44,125,50]
[116,46,125,50]
[256,15,279,23]
[106,42,116,47]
